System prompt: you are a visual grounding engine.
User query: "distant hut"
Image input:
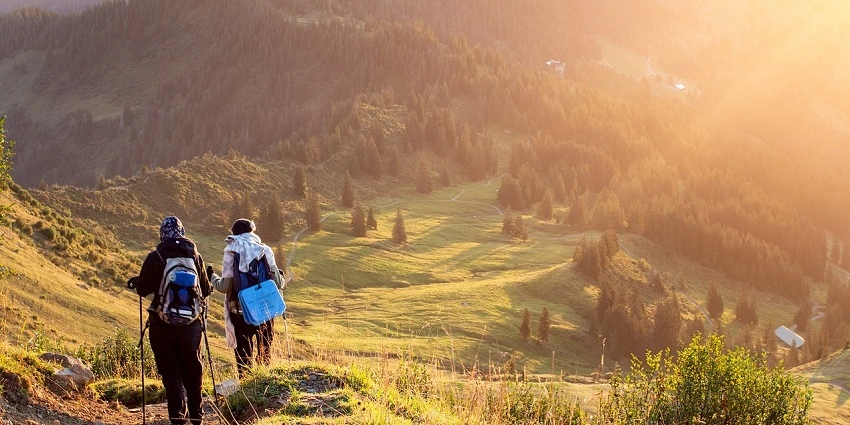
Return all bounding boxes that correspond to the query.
[774,325,805,348]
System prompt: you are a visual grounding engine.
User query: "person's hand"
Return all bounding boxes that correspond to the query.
[126,276,139,289]
[206,265,215,280]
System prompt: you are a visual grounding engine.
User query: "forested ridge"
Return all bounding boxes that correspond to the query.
[1,0,849,331]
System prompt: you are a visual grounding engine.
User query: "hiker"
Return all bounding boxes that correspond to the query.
[135,216,211,425]
[207,218,285,377]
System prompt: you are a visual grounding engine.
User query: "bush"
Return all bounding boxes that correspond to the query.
[39,226,56,241]
[596,334,811,424]
[75,329,155,379]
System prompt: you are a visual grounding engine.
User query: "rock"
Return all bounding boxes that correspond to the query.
[52,420,61,425]
[41,353,95,392]
[215,379,239,397]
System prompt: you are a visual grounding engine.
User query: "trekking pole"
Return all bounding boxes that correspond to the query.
[139,294,146,425]
[282,312,292,360]
[127,276,146,425]
[281,269,293,360]
[202,301,218,401]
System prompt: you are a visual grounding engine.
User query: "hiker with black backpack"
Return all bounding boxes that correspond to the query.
[207,218,286,377]
[134,216,211,425]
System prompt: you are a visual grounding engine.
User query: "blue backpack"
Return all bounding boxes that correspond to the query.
[231,253,285,326]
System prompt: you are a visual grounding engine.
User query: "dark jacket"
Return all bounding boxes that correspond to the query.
[136,237,212,325]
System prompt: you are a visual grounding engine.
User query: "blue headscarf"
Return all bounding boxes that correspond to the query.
[159,216,185,241]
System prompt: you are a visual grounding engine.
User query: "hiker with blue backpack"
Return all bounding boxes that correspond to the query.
[133,216,212,425]
[207,218,287,377]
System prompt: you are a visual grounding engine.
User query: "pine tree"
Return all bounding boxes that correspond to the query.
[366,206,378,230]
[392,209,407,243]
[365,137,382,179]
[512,214,528,241]
[275,244,288,273]
[538,307,551,344]
[305,195,321,231]
[706,284,724,320]
[653,295,682,350]
[230,194,252,226]
[502,209,514,234]
[520,308,531,342]
[415,156,432,194]
[260,199,285,243]
[341,171,354,207]
[293,165,307,198]
[793,301,811,331]
[351,202,367,237]
[537,189,553,221]
[583,241,602,280]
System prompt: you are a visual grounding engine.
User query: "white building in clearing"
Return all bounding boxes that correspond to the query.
[774,325,805,348]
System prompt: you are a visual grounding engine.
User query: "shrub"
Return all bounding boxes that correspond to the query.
[39,226,56,241]
[75,328,156,379]
[596,334,811,424]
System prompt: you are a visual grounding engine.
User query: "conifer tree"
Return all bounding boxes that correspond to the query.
[553,172,567,203]
[392,209,407,243]
[513,214,528,241]
[653,295,682,350]
[341,171,354,207]
[351,202,367,237]
[386,148,400,176]
[366,206,378,230]
[502,209,514,234]
[260,199,285,243]
[793,301,811,332]
[537,189,553,221]
[230,194,252,225]
[520,308,531,342]
[293,165,307,198]
[583,241,602,280]
[706,284,724,320]
[305,195,321,231]
[538,307,551,344]
[415,156,432,193]
[275,244,288,273]
[365,137,382,179]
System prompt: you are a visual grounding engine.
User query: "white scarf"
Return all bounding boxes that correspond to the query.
[224,232,266,272]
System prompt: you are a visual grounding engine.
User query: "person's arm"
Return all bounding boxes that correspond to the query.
[265,246,284,289]
[136,251,162,298]
[212,251,234,293]
[195,252,211,298]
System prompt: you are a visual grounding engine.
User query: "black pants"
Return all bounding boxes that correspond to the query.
[232,313,274,377]
[149,319,204,425]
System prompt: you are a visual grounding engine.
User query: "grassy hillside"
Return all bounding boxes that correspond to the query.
[23,148,821,376]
